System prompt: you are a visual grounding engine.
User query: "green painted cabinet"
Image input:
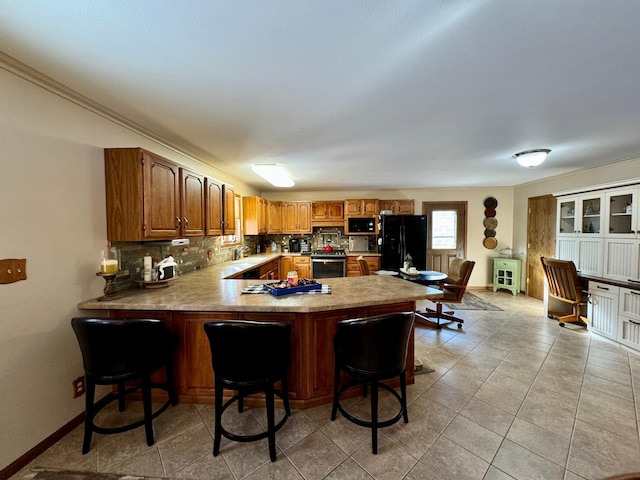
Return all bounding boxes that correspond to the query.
[493,258,521,295]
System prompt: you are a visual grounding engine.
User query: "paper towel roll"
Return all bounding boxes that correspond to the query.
[143,255,152,281]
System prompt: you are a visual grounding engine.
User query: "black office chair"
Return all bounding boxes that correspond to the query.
[203,320,291,462]
[331,312,414,454]
[71,317,178,454]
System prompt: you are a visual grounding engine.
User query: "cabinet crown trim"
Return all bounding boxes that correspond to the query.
[554,177,640,198]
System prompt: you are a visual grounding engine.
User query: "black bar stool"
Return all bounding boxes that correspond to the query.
[71,317,178,454]
[331,312,414,454]
[203,320,291,462]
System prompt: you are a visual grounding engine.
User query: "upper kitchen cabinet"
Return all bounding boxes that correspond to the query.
[283,201,312,233]
[345,199,379,217]
[311,201,344,224]
[222,184,236,235]
[105,148,181,241]
[604,187,638,238]
[267,200,283,234]
[180,168,206,237]
[205,178,223,236]
[379,199,415,215]
[557,193,604,237]
[243,196,268,235]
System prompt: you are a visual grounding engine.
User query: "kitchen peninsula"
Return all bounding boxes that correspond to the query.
[78,254,443,408]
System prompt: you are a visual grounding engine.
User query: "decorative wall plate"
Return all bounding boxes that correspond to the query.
[484,209,496,218]
[484,197,498,209]
[483,237,498,249]
[484,228,496,237]
[483,217,498,229]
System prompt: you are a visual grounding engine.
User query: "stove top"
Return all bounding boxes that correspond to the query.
[311,249,346,256]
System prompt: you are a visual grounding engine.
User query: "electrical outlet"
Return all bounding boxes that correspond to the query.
[72,376,85,398]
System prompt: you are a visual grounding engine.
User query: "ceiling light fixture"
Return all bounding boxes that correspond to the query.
[513,149,551,168]
[251,164,295,187]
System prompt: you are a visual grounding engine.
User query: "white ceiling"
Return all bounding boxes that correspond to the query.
[1,1,640,191]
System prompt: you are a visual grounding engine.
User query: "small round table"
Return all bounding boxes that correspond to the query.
[398,270,447,286]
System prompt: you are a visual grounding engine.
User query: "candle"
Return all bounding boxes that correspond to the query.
[100,259,119,274]
[143,255,152,281]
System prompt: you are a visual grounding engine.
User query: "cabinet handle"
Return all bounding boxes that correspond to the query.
[183,217,188,226]
[629,279,640,284]
[596,286,609,291]
[176,217,181,228]
[630,290,640,295]
[629,319,640,326]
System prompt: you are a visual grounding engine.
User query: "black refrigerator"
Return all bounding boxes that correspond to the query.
[380,215,428,270]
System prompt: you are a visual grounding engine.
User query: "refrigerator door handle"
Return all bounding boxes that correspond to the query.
[400,225,405,261]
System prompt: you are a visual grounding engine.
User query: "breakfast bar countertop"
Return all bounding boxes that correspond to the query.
[78,253,442,313]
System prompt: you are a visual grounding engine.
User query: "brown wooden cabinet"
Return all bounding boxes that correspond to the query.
[345,199,379,217]
[379,199,415,215]
[242,196,268,235]
[346,255,380,276]
[259,259,280,280]
[205,178,223,236]
[106,148,180,241]
[222,184,236,235]
[311,202,344,221]
[280,255,311,278]
[179,168,205,237]
[267,200,283,233]
[283,202,312,233]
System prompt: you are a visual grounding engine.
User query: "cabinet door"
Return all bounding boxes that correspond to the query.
[344,200,362,216]
[222,185,236,234]
[268,201,283,233]
[312,202,329,220]
[396,200,414,215]
[557,197,578,236]
[604,239,640,282]
[294,257,311,278]
[579,194,604,236]
[556,237,604,276]
[327,202,344,220]
[143,152,180,238]
[205,178,223,236]
[180,168,205,237]
[363,256,380,272]
[297,202,312,233]
[605,188,638,239]
[283,202,299,232]
[280,256,294,277]
[362,199,379,216]
[379,200,396,214]
[588,282,619,340]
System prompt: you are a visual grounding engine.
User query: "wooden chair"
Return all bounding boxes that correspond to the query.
[415,258,475,329]
[358,256,371,276]
[540,257,588,328]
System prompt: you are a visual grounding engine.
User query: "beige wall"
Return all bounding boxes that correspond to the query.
[0,68,257,471]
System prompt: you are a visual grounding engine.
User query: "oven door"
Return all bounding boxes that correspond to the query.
[312,257,346,279]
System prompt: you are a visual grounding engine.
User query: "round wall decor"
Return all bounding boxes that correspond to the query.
[484,197,498,209]
[484,209,496,218]
[483,217,498,229]
[483,237,497,249]
[484,228,496,237]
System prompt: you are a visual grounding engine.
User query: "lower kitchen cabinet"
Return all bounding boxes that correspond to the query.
[347,255,380,276]
[492,258,521,295]
[280,256,311,279]
[619,287,640,350]
[588,281,619,341]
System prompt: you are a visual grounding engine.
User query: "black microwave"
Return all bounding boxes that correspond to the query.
[348,217,376,233]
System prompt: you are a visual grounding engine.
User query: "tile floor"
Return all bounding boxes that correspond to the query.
[13,291,640,480]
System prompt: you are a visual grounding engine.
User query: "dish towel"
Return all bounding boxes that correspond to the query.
[241,284,332,294]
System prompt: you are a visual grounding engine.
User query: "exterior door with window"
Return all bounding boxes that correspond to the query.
[422,202,467,275]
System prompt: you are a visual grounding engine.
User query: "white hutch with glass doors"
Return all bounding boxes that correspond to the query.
[553,178,640,352]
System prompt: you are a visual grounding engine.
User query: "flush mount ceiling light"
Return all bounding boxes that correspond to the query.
[251,164,295,187]
[513,149,551,168]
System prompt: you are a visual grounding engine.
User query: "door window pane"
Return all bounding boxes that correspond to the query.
[432,210,457,249]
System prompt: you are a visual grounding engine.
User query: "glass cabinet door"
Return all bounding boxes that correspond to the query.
[558,198,577,235]
[580,195,603,235]
[605,188,638,238]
